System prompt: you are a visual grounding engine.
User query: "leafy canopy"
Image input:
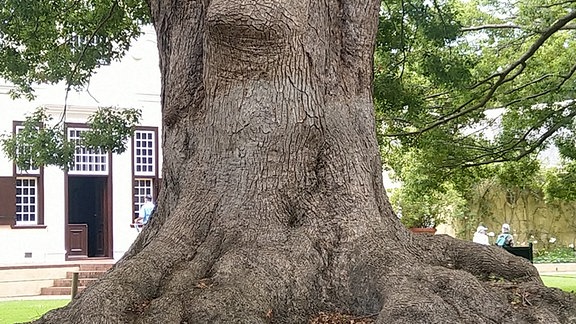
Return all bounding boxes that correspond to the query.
[1,108,74,170]
[0,0,148,168]
[0,0,149,99]
[376,0,576,225]
[82,107,142,154]
[378,0,576,169]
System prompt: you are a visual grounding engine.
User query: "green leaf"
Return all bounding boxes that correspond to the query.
[81,107,142,154]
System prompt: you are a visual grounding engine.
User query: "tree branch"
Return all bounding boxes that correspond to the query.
[462,24,576,32]
[459,108,576,168]
[388,9,576,138]
[503,62,576,105]
[504,74,555,95]
[537,0,576,9]
[59,1,120,126]
[462,24,523,32]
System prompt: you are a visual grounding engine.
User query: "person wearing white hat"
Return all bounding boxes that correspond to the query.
[472,225,490,245]
[495,223,514,247]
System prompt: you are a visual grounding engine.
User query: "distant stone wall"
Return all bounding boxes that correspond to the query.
[450,182,576,251]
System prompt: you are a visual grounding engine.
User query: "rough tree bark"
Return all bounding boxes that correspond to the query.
[37,0,576,323]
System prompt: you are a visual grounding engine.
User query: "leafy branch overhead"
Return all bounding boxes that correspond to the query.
[0,108,74,170]
[377,0,576,227]
[0,1,147,169]
[0,0,149,99]
[82,108,142,154]
[0,107,141,170]
[377,0,576,170]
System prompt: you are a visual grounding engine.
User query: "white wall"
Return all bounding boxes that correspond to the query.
[0,25,161,266]
[112,139,142,259]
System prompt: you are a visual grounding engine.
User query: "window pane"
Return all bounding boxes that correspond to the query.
[134,130,156,176]
[68,128,109,175]
[15,177,38,225]
[133,178,153,219]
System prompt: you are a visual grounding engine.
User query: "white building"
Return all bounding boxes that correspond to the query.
[0,26,162,266]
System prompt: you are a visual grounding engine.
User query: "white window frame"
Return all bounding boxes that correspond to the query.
[68,127,109,175]
[134,178,154,219]
[15,125,41,175]
[15,177,38,226]
[133,130,156,176]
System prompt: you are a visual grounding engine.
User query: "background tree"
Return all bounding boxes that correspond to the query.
[377,0,576,238]
[378,0,576,169]
[387,149,471,229]
[0,0,575,323]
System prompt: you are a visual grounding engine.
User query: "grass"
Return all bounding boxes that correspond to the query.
[541,274,576,293]
[0,299,69,324]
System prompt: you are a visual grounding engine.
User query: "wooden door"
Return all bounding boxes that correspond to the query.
[68,224,88,258]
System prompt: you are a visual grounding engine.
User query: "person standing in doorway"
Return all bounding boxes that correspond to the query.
[134,195,155,231]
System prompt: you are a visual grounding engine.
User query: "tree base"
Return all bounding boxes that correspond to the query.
[34,231,576,324]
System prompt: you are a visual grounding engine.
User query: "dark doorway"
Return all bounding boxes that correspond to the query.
[68,176,108,257]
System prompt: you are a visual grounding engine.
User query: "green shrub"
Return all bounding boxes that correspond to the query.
[534,247,576,264]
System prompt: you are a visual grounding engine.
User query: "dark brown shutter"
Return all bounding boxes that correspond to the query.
[0,176,16,226]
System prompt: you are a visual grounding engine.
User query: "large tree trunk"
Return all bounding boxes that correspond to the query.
[37,0,576,323]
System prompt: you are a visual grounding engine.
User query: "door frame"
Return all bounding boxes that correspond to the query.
[65,174,113,260]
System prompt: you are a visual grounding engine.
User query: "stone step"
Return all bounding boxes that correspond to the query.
[39,263,113,296]
[78,264,113,272]
[52,278,99,287]
[65,270,107,279]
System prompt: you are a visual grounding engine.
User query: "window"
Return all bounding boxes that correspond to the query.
[133,179,153,220]
[15,125,40,175]
[132,128,158,221]
[134,130,156,176]
[5,121,45,227]
[70,34,110,66]
[68,127,108,175]
[16,177,38,225]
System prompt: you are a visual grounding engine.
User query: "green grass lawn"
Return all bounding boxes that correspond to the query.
[541,274,576,293]
[0,299,69,324]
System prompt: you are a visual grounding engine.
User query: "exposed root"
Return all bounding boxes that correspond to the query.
[36,229,576,324]
[309,312,377,323]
